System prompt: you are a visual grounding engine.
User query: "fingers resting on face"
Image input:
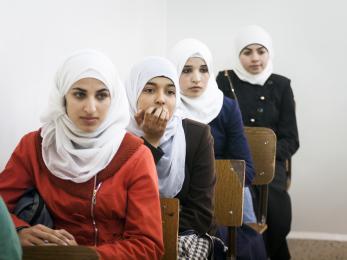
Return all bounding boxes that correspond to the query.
[135,106,169,146]
[136,106,169,128]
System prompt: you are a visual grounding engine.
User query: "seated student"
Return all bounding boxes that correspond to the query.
[0,49,163,260]
[170,38,267,259]
[216,25,299,260]
[125,56,216,259]
[0,197,22,260]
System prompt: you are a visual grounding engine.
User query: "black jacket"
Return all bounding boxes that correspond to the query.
[216,70,299,161]
[144,118,216,235]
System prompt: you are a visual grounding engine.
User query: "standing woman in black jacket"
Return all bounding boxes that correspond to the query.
[216,25,299,260]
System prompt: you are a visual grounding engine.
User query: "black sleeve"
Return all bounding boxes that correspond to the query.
[276,83,300,160]
[141,137,164,164]
[216,70,233,98]
[179,123,216,234]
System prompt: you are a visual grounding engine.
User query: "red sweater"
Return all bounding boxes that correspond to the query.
[0,130,164,260]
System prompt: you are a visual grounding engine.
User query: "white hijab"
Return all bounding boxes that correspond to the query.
[40,49,130,183]
[125,56,186,198]
[169,38,224,124]
[234,25,274,86]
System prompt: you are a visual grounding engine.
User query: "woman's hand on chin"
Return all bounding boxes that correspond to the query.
[135,106,169,147]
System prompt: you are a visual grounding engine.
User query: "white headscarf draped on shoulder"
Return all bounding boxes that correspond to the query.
[234,25,274,86]
[40,49,130,183]
[125,56,186,198]
[169,38,223,124]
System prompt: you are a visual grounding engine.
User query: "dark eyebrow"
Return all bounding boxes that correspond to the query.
[257,46,267,51]
[146,82,175,88]
[96,88,109,93]
[71,87,86,92]
[71,87,109,93]
[145,82,157,86]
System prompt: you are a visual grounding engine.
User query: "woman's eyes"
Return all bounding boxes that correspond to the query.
[73,91,85,99]
[182,68,192,74]
[182,67,208,74]
[167,89,176,95]
[200,66,209,73]
[96,92,110,101]
[143,87,154,93]
[242,49,267,56]
[258,49,267,55]
[72,91,109,101]
[142,87,175,96]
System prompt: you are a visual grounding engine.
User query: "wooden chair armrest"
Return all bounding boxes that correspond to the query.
[160,198,179,260]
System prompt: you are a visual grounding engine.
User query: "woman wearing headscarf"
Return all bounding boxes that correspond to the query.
[216,25,300,260]
[0,49,163,260]
[170,38,267,260]
[125,56,216,259]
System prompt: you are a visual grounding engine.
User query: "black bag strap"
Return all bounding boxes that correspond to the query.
[224,70,239,103]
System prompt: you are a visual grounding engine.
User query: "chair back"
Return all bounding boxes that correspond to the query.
[244,127,277,233]
[244,127,276,185]
[214,159,245,258]
[160,198,179,260]
[214,159,245,226]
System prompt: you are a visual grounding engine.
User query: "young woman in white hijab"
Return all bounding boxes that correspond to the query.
[125,56,216,259]
[170,38,267,260]
[216,25,299,260]
[0,49,164,259]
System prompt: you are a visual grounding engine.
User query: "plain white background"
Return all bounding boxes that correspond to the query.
[1,0,346,238]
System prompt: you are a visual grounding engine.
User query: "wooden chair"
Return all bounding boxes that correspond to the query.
[23,246,99,260]
[244,127,276,234]
[160,198,179,260]
[214,159,245,259]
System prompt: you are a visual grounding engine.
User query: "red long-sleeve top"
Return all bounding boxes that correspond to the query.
[0,130,164,260]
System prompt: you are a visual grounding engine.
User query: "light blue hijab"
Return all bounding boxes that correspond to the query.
[125,56,186,198]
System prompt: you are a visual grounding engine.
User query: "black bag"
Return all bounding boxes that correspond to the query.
[14,187,54,228]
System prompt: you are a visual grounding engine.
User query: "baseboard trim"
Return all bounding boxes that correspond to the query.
[288,231,347,241]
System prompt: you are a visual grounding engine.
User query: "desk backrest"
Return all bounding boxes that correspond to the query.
[160,198,179,260]
[244,127,276,185]
[214,159,245,227]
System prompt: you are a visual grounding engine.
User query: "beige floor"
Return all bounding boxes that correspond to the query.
[287,239,347,260]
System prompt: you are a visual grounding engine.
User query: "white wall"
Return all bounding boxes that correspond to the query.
[0,0,167,168]
[167,0,347,236]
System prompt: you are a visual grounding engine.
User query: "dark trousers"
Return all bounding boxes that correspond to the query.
[215,225,267,260]
[263,161,292,260]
